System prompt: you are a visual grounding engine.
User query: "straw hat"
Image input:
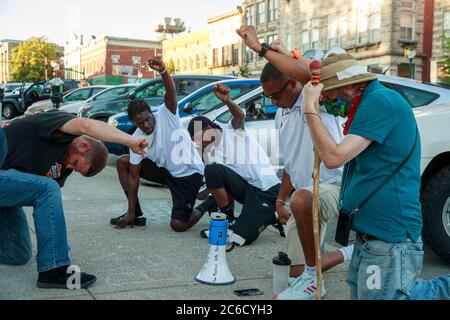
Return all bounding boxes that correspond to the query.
[321,53,379,91]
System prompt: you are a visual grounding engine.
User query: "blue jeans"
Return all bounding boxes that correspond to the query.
[347,237,450,300]
[0,130,70,272]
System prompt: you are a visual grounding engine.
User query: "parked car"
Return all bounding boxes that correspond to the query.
[24,85,111,115]
[186,75,450,262]
[78,74,235,121]
[106,78,261,155]
[67,84,139,117]
[2,82,49,119]
[3,82,32,95]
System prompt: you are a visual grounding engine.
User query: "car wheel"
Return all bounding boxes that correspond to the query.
[2,103,17,119]
[421,165,450,263]
[197,181,210,201]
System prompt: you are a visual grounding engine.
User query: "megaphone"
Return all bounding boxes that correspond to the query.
[195,212,236,285]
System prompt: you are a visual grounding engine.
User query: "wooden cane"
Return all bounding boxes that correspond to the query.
[310,60,323,300]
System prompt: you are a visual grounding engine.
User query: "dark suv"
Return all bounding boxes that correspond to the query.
[78,74,235,121]
[1,79,79,119]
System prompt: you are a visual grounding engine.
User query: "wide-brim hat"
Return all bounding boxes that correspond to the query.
[321,54,379,91]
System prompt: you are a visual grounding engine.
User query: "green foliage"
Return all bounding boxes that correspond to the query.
[239,63,251,78]
[166,58,176,75]
[439,36,450,84]
[10,37,56,82]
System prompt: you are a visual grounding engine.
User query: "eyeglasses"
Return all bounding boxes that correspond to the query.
[263,79,291,100]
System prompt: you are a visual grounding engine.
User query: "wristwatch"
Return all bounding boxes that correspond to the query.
[258,43,274,58]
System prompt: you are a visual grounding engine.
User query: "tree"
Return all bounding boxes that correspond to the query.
[167,57,176,75]
[10,37,57,83]
[239,62,251,78]
[439,36,450,84]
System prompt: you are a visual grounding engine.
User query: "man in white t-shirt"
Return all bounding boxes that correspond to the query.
[111,58,217,231]
[187,84,282,246]
[258,60,354,300]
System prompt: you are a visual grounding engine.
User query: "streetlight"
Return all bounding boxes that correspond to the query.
[406,45,416,79]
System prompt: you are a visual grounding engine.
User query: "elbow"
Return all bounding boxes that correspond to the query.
[322,153,344,169]
[323,160,342,170]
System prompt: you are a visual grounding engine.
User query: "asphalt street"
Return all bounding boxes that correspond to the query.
[0,152,448,300]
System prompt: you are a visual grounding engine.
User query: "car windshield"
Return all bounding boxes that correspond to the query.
[188,84,257,114]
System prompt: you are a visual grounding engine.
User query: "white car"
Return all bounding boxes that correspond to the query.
[184,75,450,262]
[25,85,111,115]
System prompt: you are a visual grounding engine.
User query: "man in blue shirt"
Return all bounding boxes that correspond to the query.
[299,52,449,300]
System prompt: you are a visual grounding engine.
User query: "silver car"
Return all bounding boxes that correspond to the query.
[60,84,138,115]
[25,85,111,115]
[182,75,450,171]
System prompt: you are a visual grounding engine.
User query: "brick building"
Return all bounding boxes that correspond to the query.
[64,36,161,84]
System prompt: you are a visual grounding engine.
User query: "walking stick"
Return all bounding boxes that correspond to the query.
[310,60,323,300]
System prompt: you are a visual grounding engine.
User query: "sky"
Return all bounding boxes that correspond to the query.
[0,0,242,45]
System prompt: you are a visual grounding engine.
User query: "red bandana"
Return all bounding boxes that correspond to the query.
[343,83,367,135]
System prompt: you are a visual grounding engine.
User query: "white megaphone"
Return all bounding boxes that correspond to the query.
[195,212,236,285]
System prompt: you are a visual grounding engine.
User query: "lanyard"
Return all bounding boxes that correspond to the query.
[343,83,367,135]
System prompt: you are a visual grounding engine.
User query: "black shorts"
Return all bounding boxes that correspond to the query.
[140,159,203,223]
[204,163,280,244]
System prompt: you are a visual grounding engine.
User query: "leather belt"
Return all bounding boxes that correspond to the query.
[356,232,379,244]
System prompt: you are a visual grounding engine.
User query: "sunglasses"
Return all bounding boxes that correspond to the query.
[263,79,291,99]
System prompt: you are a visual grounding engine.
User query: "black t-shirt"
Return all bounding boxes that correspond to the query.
[2,110,78,185]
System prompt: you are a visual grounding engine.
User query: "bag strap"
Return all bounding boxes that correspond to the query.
[351,127,418,214]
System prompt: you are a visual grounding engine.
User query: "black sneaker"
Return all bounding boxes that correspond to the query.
[37,265,96,289]
[200,228,209,239]
[110,213,147,226]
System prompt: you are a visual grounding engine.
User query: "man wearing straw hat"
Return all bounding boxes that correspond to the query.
[301,52,449,300]
[236,25,354,300]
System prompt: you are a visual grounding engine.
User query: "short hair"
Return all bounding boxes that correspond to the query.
[82,136,108,177]
[127,99,152,121]
[260,62,288,84]
[187,116,221,138]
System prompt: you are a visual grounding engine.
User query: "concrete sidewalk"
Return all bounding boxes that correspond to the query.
[1,156,448,300]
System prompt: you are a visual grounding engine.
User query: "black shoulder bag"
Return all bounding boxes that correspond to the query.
[335,128,419,246]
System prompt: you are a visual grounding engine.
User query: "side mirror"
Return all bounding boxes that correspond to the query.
[128,92,136,100]
[182,102,193,114]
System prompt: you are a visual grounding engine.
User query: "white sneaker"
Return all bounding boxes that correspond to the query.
[277,272,326,300]
[288,277,296,286]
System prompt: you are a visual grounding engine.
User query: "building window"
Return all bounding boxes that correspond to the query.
[257,2,266,25]
[339,13,348,47]
[285,33,292,50]
[398,63,410,78]
[300,21,310,53]
[246,5,255,25]
[444,11,450,37]
[245,45,254,63]
[111,55,120,64]
[327,15,338,49]
[369,0,381,42]
[311,18,320,49]
[268,0,279,22]
[357,1,369,45]
[232,44,239,65]
[132,56,141,64]
[213,48,219,68]
[196,54,200,69]
[400,0,414,9]
[400,13,415,41]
